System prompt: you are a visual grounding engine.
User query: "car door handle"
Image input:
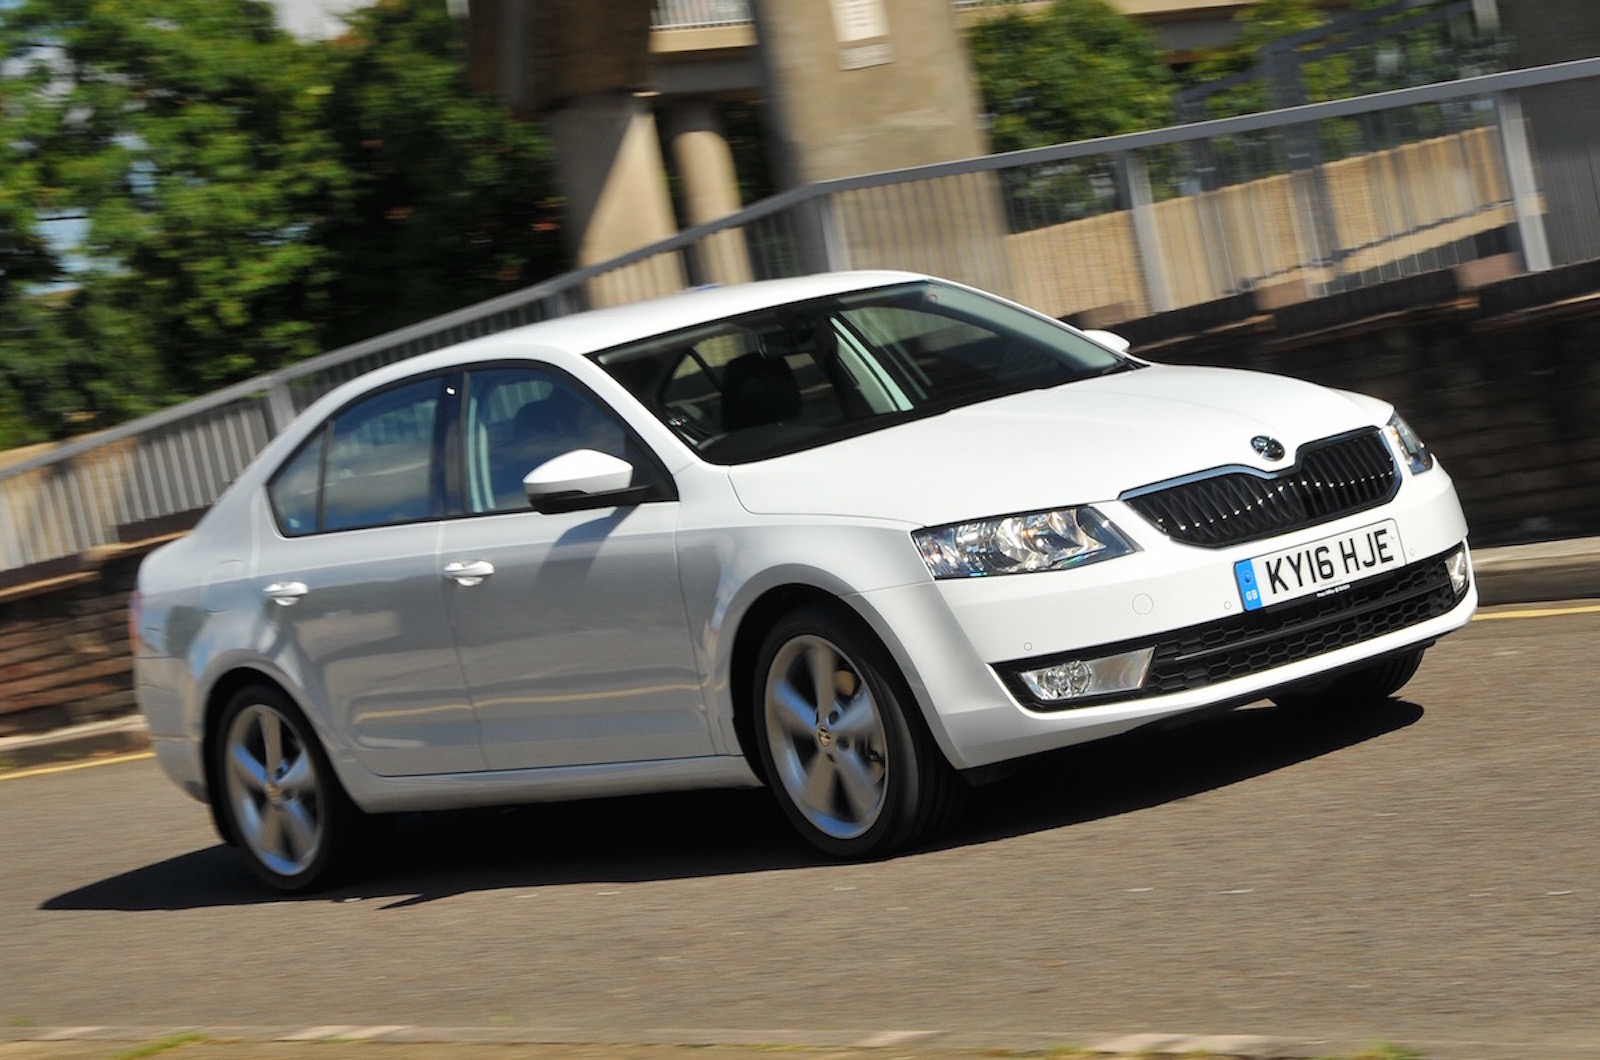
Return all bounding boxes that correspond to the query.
[443,560,495,587]
[263,581,308,606]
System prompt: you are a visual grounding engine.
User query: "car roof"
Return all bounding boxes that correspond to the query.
[303,270,933,410]
[254,271,938,479]
[455,269,928,359]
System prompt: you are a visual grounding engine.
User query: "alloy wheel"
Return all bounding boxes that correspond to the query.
[223,701,325,879]
[763,633,890,840]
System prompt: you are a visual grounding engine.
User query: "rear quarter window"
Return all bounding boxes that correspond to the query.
[268,430,325,536]
[266,375,447,535]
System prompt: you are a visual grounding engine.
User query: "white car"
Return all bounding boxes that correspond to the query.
[133,271,1476,890]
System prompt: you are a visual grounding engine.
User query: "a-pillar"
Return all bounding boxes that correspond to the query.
[546,93,685,306]
[664,102,753,285]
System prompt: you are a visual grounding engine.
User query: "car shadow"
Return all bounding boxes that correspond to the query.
[42,697,1422,912]
[948,695,1425,849]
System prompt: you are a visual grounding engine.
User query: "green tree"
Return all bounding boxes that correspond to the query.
[0,0,565,447]
[0,0,346,441]
[1182,0,1343,117]
[317,0,563,349]
[966,0,1174,154]
[0,35,83,448]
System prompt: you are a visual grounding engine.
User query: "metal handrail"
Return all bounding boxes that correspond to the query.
[650,0,753,30]
[6,56,1595,486]
[9,57,1594,479]
[3,58,1599,574]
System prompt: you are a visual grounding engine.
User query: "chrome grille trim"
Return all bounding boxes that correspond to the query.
[1122,428,1398,549]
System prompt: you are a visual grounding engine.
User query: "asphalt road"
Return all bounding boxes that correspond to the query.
[2,605,1597,1060]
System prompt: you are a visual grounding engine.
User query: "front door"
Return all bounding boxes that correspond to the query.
[441,365,713,771]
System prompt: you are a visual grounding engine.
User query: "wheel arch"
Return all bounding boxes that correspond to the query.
[725,582,955,779]
[726,583,841,779]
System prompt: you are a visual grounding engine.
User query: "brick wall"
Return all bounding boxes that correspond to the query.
[1110,258,1600,546]
[0,555,141,738]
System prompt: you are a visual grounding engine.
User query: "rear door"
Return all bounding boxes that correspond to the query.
[257,373,484,777]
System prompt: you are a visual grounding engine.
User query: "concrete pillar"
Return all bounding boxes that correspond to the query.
[749,0,1010,291]
[465,0,682,303]
[546,93,686,304]
[665,102,753,284]
[750,0,988,188]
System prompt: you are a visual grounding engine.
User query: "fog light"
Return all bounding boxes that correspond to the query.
[1020,647,1154,703]
[1447,547,1470,595]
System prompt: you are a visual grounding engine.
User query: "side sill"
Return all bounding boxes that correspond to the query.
[344,754,762,814]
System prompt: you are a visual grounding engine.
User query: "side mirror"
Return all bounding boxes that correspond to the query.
[523,449,636,512]
[1082,329,1132,355]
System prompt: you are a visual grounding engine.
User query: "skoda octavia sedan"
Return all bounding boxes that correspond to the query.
[133,271,1475,890]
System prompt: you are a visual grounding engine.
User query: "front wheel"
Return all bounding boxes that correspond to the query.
[753,604,960,858]
[214,684,357,892]
[1271,647,1426,711]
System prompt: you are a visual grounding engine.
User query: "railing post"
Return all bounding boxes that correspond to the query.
[263,379,300,438]
[0,492,18,570]
[1121,151,1174,315]
[793,195,850,274]
[1496,92,1553,272]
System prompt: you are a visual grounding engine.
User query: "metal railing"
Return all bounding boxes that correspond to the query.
[650,0,753,30]
[648,0,1043,30]
[4,58,1600,577]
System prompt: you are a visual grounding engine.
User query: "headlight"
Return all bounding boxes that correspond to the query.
[1385,412,1433,475]
[913,506,1137,579]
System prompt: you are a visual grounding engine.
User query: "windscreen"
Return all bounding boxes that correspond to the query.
[591,280,1134,465]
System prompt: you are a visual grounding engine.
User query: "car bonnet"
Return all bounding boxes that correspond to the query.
[723,364,1385,528]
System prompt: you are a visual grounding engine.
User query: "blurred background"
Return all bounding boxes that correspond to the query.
[4,0,1576,449]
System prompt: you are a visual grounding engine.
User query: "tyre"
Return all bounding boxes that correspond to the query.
[214,684,358,892]
[1271,647,1426,712]
[753,603,961,858]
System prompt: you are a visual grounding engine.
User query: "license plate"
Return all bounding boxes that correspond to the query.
[1234,520,1405,611]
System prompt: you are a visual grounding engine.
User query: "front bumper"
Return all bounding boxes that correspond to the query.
[856,463,1475,770]
[995,543,1467,711]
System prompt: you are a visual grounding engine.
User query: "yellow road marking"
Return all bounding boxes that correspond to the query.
[1473,602,1600,621]
[0,751,154,782]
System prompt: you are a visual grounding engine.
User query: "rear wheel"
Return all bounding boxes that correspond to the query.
[1272,647,1426,711]
[214,684,357,892]
[754,604,961,858]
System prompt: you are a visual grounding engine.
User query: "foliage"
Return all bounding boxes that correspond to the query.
[0,0,563,448]
[0,0,344,441]
[1180,0,1333,117]
[317,0,563,349]
[719,100,775,209]
[1179,0,1508,119]
[966,0,1174,155]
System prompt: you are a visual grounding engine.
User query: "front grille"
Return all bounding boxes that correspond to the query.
[999,548,1463,711]
[1123,428,1398,549]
